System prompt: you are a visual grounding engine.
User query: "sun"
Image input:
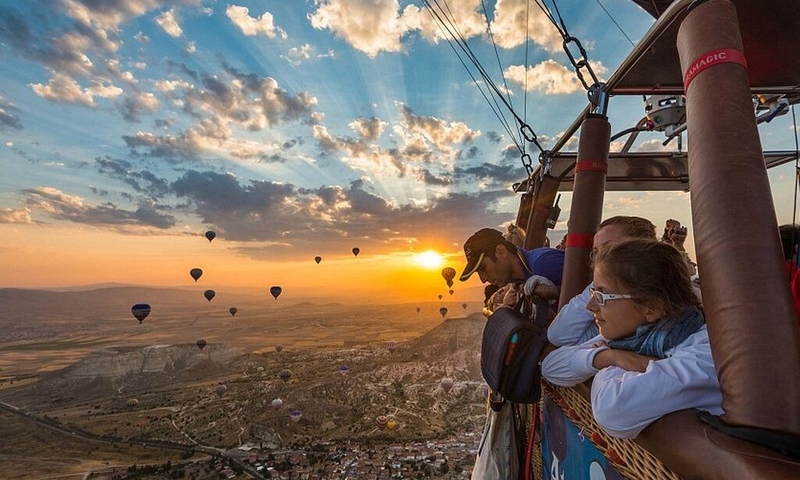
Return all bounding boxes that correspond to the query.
[414,250,444,269]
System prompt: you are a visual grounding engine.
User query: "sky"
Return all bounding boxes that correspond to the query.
[1,0,798,303]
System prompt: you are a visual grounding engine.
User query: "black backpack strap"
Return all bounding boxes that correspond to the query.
[698,411,800,459]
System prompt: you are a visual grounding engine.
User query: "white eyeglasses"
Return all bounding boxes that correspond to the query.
[589,288,638,306]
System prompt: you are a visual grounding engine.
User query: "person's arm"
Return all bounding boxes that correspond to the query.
[590,328,723,439]
[541,336,607,387]
[546,284,598,346]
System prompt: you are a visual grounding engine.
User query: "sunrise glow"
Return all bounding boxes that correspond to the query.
[413,251,444,269]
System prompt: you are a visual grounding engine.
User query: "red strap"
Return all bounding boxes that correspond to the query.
[574,159,607,174]
[566,233,594,248]
[524,403,539,480]
[683,48,747,88]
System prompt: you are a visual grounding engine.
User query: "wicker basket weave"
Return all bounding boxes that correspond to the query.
[541,380,681,480]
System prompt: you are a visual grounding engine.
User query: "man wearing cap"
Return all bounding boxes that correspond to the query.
[459,227,564,302]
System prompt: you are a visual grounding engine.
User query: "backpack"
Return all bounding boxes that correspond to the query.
[481,298,550,404]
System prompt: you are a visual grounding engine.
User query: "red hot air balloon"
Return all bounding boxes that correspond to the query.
[270,286,282,299]
[229,306,237,316]
[196,339,207,350]
[352,247,360,257]
[439,307,448,318]
[314,256,322,264]
[203,289,215,302]
[189,268,203,282]
[131,304,151,324]
[205,230,216,242]
[375,415,388,429]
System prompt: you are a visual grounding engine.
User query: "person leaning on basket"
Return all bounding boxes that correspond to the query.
[541,239,724,439]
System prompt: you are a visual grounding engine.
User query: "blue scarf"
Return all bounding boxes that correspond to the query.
[607,306,705,358]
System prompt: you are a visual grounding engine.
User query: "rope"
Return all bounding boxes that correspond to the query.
[593,0,636,47]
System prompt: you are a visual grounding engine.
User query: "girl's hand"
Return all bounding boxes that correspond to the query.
[592,349,657,372]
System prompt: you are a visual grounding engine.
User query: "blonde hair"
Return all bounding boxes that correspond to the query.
[504,224,526,248]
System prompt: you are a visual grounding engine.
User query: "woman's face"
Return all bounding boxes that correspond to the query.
[586,264,657,340]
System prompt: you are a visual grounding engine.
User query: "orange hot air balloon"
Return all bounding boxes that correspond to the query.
[441,267,456,283]
[352,247,360,257]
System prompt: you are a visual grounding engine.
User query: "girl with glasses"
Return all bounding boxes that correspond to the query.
[541,239,723,439]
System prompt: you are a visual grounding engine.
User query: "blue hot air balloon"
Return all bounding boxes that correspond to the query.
[131,304,151,324]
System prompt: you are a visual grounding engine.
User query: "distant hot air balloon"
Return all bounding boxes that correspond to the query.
[131,304,151,324]
[126,398,139,407]
[314,256,322,264]
[375,415,388,429]
[270,286,282,299]
[274,344,283,353]
[271,398,283,410]
[279,369,292,383]
[339,365,350,376]
[215,384,227,396]
[461,303,467,310]
[203,289,215,302]
[387,419,397,430]
[352,247,360,257]
[439,307,448,318]
[386,341,397,353]
[437,294,443,300]
[205,230,216,242]
[441,267,456,284]
[448,289,454,296]
[256,366,265,374]
[290,409,303,423]
[189,268,203,282]
[229,306,237,316]
[446,279,454,288]
[441,377,454,393]
[196,339,207,351]
[415,307,421,314]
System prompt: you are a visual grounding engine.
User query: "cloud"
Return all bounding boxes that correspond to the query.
[309,0,422,58]
[23,186,175,229]
[119,90,159,122]
[282,43,313,66]
[490,0,563,52]
[349,117,386,141]
[0,207,33,224]
[156,8,183,37]
[0,95,23,130]
[226,5,286,38]
[95,156,171,197]
[397,104,480,150]
[30,72,97,106]
[504,59,608,94]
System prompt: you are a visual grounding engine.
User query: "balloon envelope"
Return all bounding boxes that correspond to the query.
[439,307,448,318]
[270,286,282,299]
[446,279,454,288]
[275,344,283,353]
[205,230,216,242]
[229,306,237,316]
[279,369,292,382]
[271,398,283,409]
[314,256,322,264]
[375,415,388,429]
[215,384,227,396]
[448,289,454,296]
[196,339,207,350]
[462,303,467,310]
[387,419,397,430]
[437,294,443,300]
[126,398,138,407]
[290,409,302,423]
[131,304,151,323]
[415,307,421,314]
[203,289,215,302]
[189,268,203,282]
[352,247,360,257]
[386,341,397,353]
[441,267,456,282]
[339,365,350,376]
[441,377,454,393]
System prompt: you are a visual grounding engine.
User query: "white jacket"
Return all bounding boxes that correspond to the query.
[541,325,724,439]
[547,283,599,346]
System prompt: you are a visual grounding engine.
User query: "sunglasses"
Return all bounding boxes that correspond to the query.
[589,288,638,306]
